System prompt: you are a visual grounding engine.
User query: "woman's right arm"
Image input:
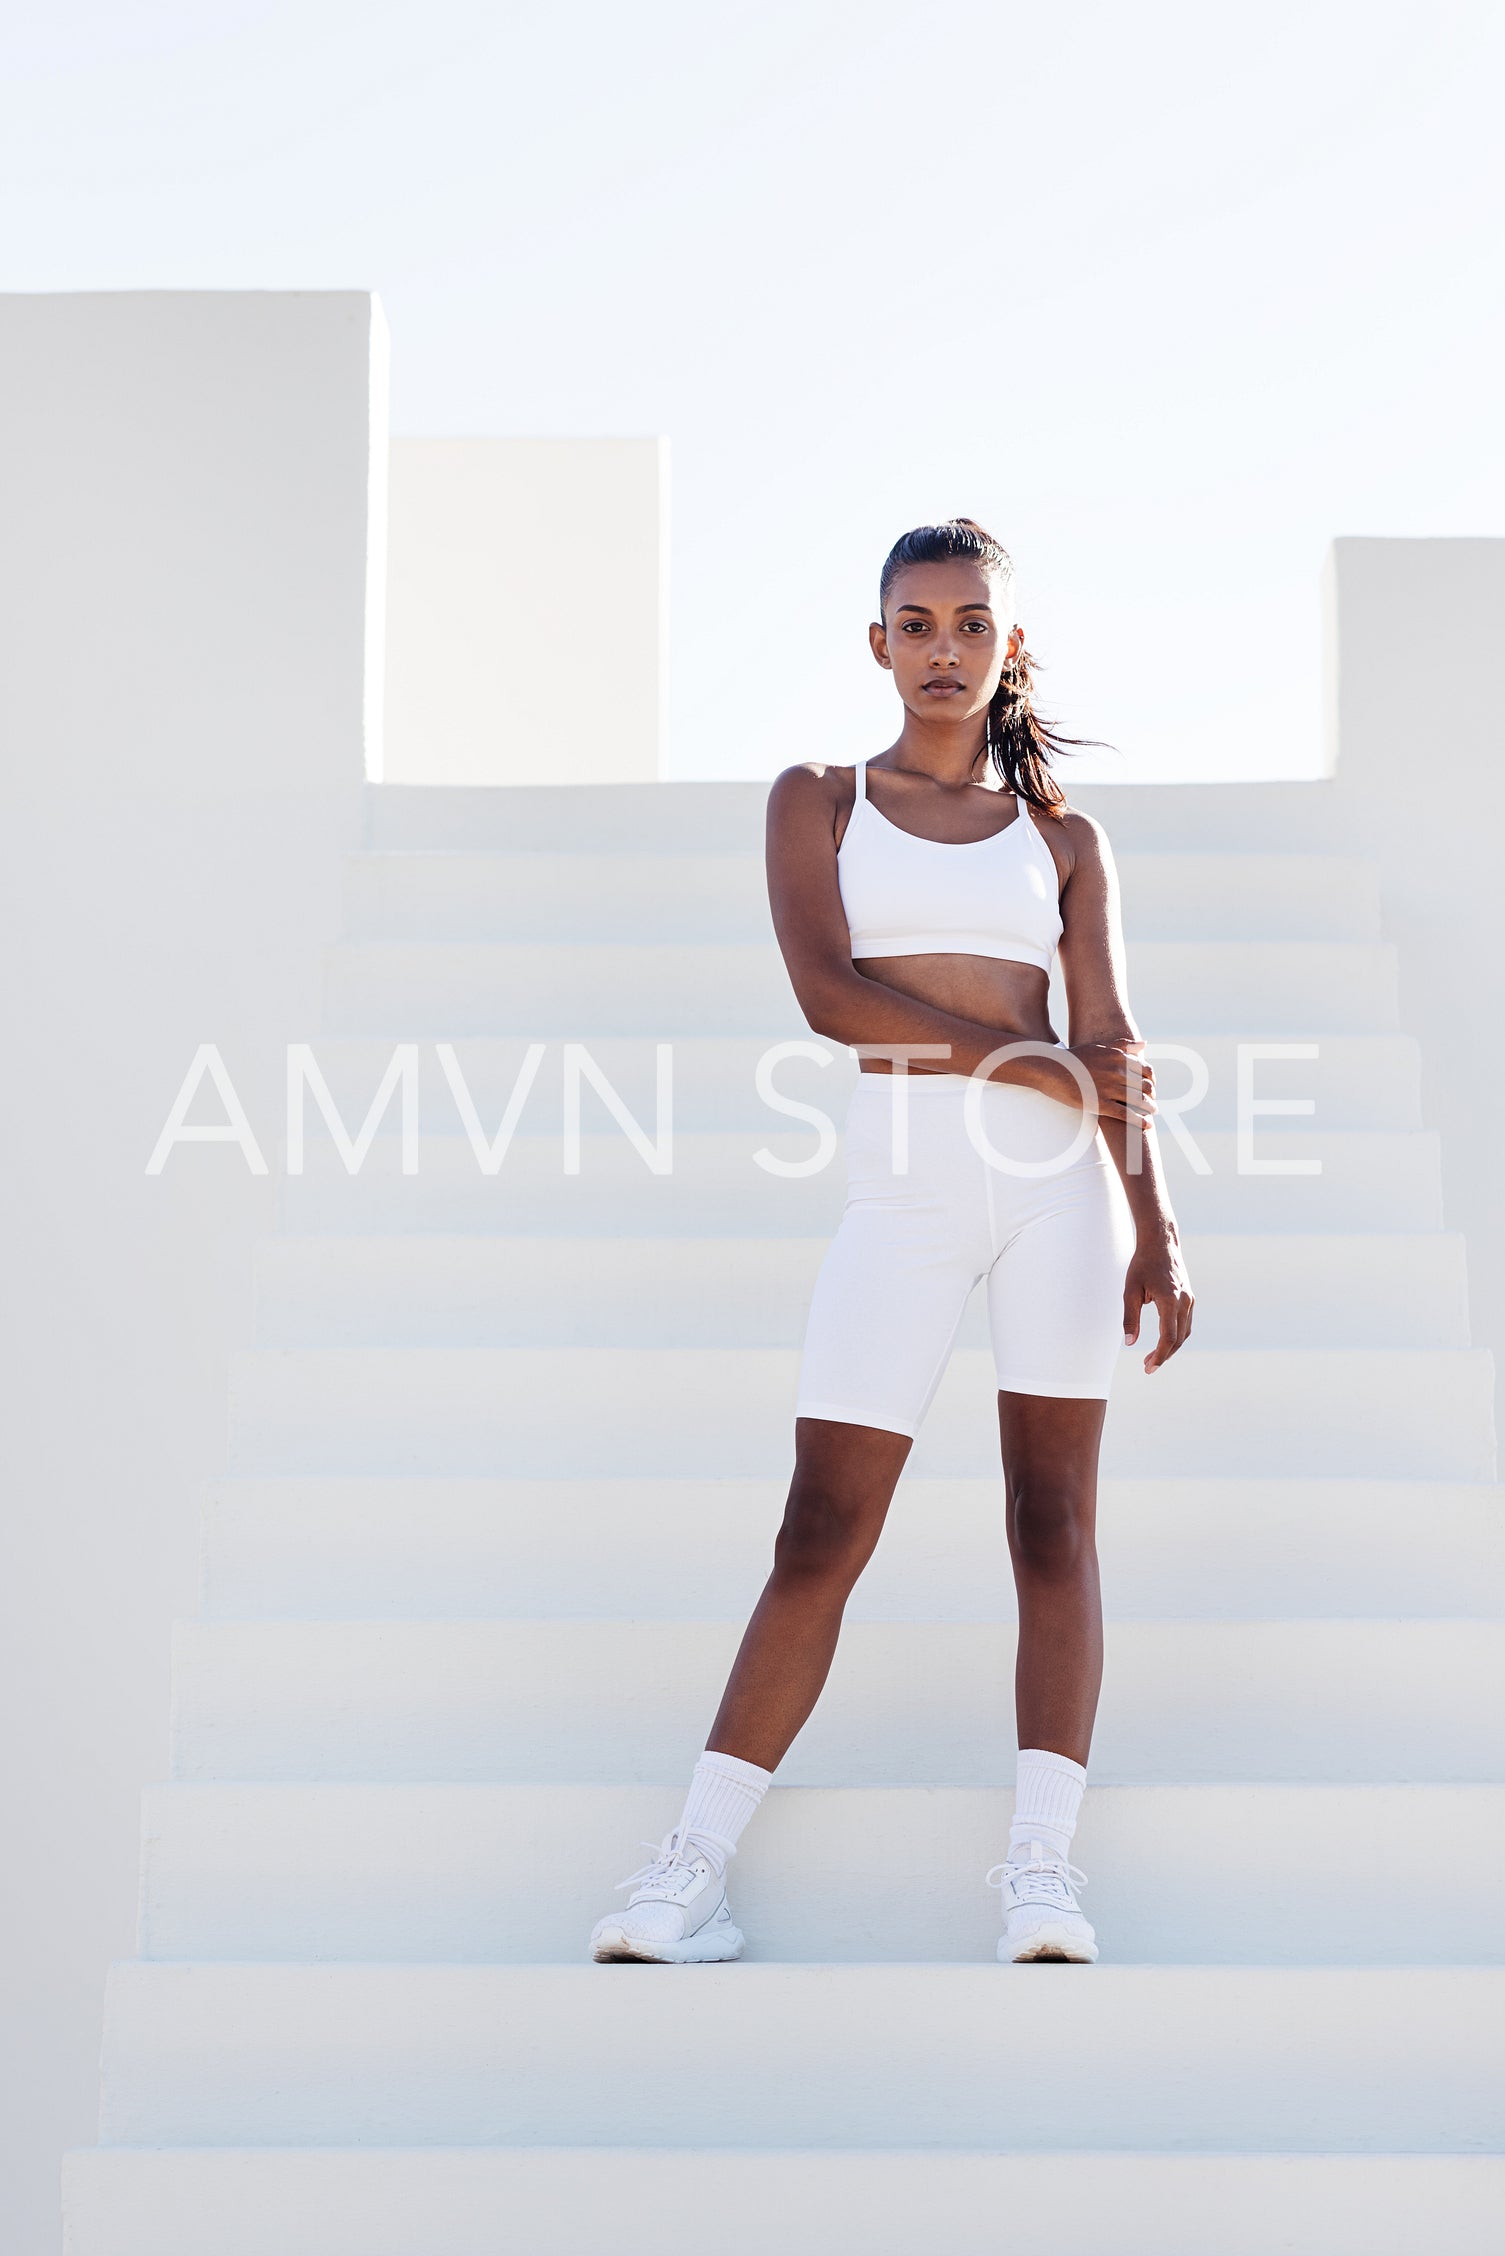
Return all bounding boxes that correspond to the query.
[764,764,1152,1124]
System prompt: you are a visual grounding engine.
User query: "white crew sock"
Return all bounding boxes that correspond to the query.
[673,1749,773,1875]
[1009,1747,1087,1866]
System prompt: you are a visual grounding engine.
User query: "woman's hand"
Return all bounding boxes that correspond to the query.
[1055,1040,1156,1126]
[1123,1227,1195,1373]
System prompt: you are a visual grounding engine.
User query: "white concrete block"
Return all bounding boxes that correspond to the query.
[138,1781,1505,1966]
[199,1475,1505,1624]
[224,1343,1496,1480]
[382,440,665,787]
[59,2148,1505,2256]
[167,1618,1505,1785]
[1323,542,1505,1447]
[95,1962,1505,2150]
[0,289,385,2254]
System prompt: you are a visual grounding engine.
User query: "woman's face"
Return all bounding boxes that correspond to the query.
[869,558,1019,729]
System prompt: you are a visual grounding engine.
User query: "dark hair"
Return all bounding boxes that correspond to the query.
[878,518,1103,815]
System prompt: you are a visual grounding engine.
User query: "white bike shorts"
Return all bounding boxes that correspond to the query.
[795,1070,1137,1437]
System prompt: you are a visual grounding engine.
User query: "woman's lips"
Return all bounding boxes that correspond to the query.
[922,680,965,695]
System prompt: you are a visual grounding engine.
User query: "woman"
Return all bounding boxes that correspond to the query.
[590,518,1193,1967]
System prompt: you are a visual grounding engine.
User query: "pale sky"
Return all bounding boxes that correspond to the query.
[4,1,1502,782]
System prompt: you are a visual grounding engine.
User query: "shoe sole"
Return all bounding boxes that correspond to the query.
[590,1923,746,1966]
[999,1926,1099,1965]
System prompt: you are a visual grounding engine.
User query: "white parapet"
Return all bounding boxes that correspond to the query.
[0,289,387,2254]
[381,437,668,786]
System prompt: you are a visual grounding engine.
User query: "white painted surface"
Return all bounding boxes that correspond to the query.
[93,1961,1505,2149]
[381,438,666,785]
[135,1781,1505,1964]
[250,1231,1472,1348]
[0,292,384,2255]
[199,1476,1505,1623]
[221,1342,1495,1480]
[166,1617,1505,1786]
[58,2149,1505,2256]
[1320,541,1505,1446]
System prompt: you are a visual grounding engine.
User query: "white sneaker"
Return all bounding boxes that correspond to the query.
[987,1842,1099,1964]
[589,1826,746,1965]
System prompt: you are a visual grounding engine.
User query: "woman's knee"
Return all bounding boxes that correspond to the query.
[773,1478,884,1589]
[1010,1477,1095,1580]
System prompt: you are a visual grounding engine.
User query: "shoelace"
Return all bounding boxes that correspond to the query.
[984,1856,1089,1902]
[615,1824,735,1895]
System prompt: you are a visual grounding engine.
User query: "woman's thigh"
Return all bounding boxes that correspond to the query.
[985,1154,1135,1402]
[796,1198,981,1439]
[795,1080,987,1440]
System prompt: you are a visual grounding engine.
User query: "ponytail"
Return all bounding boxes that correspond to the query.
[984,637,1082,817]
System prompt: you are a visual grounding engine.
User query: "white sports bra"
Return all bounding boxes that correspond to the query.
[837,759,1064,971]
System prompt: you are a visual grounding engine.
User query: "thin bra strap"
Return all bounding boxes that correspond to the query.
[1014,789,1032,829]
[855,759,867,802]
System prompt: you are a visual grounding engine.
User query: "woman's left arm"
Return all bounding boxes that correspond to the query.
[1055,809,1195,1374]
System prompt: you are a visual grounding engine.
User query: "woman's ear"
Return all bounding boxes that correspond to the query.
[868,619,892,670]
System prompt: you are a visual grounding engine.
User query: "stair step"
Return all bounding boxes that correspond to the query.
[199,1476,1505,1623]
[252,1231,1472,1349]
[275,1128,1446,1235]
[95,1962,1505,2150]
[358,778,1333,857]
[138,1781,1505,1966]
[168,1618,1505,1784]
[277,1030,1426,1131]
[226,1344,1496,1480]
[59,2148,1505,2256]
[364,778,772,853]
[322,938,1401,1036]
[342,849,1383,944]
[345,849,780,944]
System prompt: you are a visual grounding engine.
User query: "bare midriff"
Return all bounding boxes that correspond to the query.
[851,953,1061,1073]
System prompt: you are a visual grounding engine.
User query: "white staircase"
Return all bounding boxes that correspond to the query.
[64,783,1505,2254]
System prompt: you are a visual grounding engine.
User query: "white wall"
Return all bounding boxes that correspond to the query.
[1323,538,1505,1436]
[1070,536,1505,1439]
[0,292,385,2255]
[381,437,667,786]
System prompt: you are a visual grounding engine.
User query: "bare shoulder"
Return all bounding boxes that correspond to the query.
[767,759,850,806]
[1049,801,1116,884]
[766,760,850,843]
